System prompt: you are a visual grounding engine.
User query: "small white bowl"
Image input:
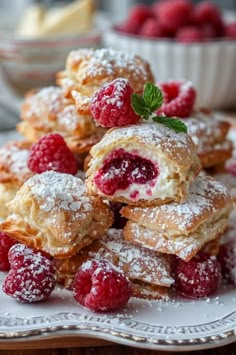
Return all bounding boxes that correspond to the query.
[103,28,236,110]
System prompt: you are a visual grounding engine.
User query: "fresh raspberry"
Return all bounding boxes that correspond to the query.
[200,24,218,39]
[139,18,167,38]
[2,244,57,303]
[153,0,194,34]
[226,158,236,176]
[109,202,128,229]
[72,259,132,311]
[157,80,196,118]
[176,26,204,42]
[218,242,236,284]
[90,78,140,128]
[27,133,78,174]
[0,232,17,271]
[192,1,224,36]
[174,253,221,298]
[224,22,236,39]
[94,148,159,196]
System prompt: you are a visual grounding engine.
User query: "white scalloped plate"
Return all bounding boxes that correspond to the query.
[0,272,236,351]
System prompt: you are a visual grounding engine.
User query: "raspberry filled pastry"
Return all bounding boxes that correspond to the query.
[86,122,201,206]
[54,229,174,300]
[56,48,155,115]
[184,110,233,168]
[0,171,113,258]
[122,176,233,261]
[0,140,33,218]
[18,86,106,154]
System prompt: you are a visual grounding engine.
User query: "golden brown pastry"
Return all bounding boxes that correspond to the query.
[0,140,33,218]
[56,48,155,115]
[184,110,233,168]
[86,122,201,206]
[54,228,174,300]
[18,86,105,154]
[0,171,113,258]
[122,176,233,261]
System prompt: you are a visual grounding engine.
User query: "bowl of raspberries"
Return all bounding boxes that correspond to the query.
[103,0,236,110]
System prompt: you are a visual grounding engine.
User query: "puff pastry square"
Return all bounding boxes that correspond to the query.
[184,110,233,168]
[18,86,105,154]
[122,176,233,261]
[0,171,113,258]
[86,122,201,206]
[0,140,33,218]
[56,48,155,114]
[54,228,174,300]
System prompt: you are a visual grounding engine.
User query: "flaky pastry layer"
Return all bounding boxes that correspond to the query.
[86,122,201,206]
[0,171,113,258]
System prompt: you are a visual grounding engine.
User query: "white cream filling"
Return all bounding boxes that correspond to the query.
[94,147,179,201]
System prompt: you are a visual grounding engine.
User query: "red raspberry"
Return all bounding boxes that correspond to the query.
[192,1,224,36]
[139,18,167,38]
[174,253,221,299]
[157,80,196,118]
[90,78,140,128]
[224,22,236,39]
[200,24,218,39]
[218,242,236,284]
[226,158,236,176]
[153,0,194,34]
[72,259,132,311]
[2,244,57,303]
[27,133,78,174]
[0,232,17,271]
[176,26,204,42]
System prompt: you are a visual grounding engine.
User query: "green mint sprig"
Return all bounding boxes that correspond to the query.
[131,82,187,134]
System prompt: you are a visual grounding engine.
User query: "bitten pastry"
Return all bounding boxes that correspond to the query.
[54,228,174,300]
[18,86,105,154]
[86,122,201,206]
[0,171,113,258]
[0,140,33,218]
[56,48,155,115]
[184,110,233,168]
[122,176,233,261]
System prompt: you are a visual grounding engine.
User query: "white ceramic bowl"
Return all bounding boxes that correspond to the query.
[103,27,236,110]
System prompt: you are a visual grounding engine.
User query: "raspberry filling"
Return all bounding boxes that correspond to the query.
[94,149,159,196]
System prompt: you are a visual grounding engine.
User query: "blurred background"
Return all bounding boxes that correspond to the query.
[0,0,235,129]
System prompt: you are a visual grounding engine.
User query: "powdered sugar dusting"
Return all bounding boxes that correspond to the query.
[26,171,92,214]
[68,48,150,82]
[129,176,231,232]
[91,122,192,160]
[0,143,31,176]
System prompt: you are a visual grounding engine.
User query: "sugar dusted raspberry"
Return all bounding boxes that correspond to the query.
[27,133,78,174]
[153,0,193,34]
[0,232,17,271]
[193,1,224,36]
[2,244,57,303]
[72,259,132,311]
[90,78,140,128]
[224,22,236,40]
[176,26,204,42]
[174,252,221,298]
[218,242,236,285]
[94,148,159,196]
[139,18,167,38]
[157,80,196,118]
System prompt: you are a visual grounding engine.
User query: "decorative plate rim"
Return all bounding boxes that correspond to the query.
[1,309,236,351]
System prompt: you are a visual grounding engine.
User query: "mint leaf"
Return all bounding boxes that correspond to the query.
[153,116,188,133]
[143,82,163,111]
[131,93,151,120]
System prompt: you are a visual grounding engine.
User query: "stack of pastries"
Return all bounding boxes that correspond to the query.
[0,46,235,303]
